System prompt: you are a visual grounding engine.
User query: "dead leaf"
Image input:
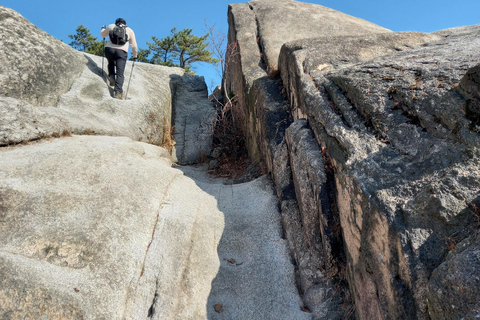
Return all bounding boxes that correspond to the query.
[213,304,223,313]
[300,305,311,313]
[226,258,236,264]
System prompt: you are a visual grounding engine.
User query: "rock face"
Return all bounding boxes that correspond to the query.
[0,7,85,107]
[225,0,480,319]
[171,73,216,164]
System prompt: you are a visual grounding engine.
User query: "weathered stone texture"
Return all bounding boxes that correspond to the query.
[171,73,216,164]
[427,234,480,319]
[0,7,86,106]
[280,27,480,319]
[225,0,480,319]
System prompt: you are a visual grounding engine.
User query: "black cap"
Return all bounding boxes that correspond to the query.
[115,18,126,26]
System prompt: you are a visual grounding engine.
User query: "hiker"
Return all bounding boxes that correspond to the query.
[101,18,138,99]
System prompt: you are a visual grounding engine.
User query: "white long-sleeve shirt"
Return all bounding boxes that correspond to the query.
[101,24,138,58]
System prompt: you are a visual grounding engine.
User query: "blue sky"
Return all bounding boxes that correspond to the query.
[2,0,480,92]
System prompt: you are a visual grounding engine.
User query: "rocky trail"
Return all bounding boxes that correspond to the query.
[177,166,310,320]
[2,1,480,319]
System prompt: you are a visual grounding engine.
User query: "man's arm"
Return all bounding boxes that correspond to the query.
[100,24,112,38]
[128,28,138,58]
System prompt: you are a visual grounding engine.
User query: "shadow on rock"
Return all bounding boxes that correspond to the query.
[177,165,311,320]
[83,54,113,96]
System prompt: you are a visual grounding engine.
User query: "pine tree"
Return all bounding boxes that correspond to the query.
[147,30,178,65]
[147,28,219,73]
[175,28,219,68]
[131,48,151,62]
[68,25,98,52]
[85,41,104,56]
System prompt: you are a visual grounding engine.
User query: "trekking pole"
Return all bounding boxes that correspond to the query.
[124,59,135,100]
[101,37,106,83]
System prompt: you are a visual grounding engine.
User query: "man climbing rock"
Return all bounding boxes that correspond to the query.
[101,18,138,100]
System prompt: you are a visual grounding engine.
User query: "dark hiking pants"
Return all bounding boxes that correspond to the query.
[105,47,128,94]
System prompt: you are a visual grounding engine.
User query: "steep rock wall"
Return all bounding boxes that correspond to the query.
[279,27,480,319]
[225,1,480,319]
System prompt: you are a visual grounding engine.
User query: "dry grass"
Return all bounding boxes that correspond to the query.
[161,117,175,154]
[267,65,280,79]
[206,95,262,181]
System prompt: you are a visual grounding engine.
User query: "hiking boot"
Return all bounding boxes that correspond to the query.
[114,91,123,100]
[108,75,115,86]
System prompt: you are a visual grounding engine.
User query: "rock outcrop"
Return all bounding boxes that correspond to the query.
[225,0,480,319]
[225,0,390,162]
[3,1,480,319]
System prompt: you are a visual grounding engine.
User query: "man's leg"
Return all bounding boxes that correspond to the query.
[104,47,116,85]
[114,50,128,94]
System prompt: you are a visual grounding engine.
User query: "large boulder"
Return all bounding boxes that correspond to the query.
[0,135,223,319]
[225,0,480,319]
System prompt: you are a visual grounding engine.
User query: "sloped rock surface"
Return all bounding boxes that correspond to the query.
[0,136,225,319]
[47,56,184,146]
[0,48,183,147]
[0,7,85,107]
[180,166,311,320]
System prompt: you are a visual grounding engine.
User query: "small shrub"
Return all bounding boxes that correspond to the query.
[267,65,280,79]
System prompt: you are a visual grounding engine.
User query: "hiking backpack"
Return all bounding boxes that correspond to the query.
[109,23,128,45]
